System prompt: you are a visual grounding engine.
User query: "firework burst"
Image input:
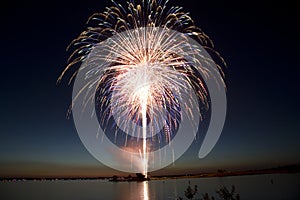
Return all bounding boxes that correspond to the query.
[59,0,226,176]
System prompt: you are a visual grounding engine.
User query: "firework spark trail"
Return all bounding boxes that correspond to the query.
[59,0,226,176]
[142,94,148,177]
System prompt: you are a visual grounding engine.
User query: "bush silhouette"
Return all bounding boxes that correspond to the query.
[216,185,240,200]
[184,184,198,199]
[178,183,240,200]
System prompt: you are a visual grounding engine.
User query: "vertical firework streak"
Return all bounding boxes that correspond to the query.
[58,0,225,176]
[142,95,148,177]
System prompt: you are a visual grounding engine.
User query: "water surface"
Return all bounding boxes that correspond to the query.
[1,173,299,200]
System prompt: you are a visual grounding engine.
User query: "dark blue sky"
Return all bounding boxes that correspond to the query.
[0,0,299,178]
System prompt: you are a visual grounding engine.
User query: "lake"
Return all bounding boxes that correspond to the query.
[1,173,299,200]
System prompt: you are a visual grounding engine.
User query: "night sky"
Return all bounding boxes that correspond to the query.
[0,0,299,178]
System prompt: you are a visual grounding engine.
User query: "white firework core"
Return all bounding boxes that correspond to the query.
[106,31,193,177]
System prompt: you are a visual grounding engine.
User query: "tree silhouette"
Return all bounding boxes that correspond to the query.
[112,175,118,181]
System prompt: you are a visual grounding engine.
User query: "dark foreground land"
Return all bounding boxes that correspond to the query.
[1,165,299,182]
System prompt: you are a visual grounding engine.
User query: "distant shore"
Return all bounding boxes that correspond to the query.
[150,166,300,180]
[1,165,299,182]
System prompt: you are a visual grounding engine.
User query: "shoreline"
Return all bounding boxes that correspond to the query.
[1,166,299,182]
[150,168,300,180]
